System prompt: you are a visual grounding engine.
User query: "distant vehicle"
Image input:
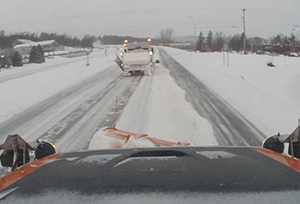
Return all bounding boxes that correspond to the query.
[0,55,11,68]
[290,52,299,57]
[256,50,263,55]
[284,52,299,57]
[115,39,154,76]
[270,52,280,56]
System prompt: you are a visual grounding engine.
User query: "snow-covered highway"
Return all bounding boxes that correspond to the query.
[0,50,144,152]
[2,46,291,154]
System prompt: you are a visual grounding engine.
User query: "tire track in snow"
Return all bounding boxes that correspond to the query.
[159,48,265,146]
[0,66,142,152]
[0,66,118,140]
[43,75,142,151]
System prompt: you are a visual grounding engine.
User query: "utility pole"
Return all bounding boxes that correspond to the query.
[243,8,247,55]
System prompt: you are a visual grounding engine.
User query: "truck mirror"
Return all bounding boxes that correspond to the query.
[288,142,300,159]
[35,141,57,160]
[262,136,284,153]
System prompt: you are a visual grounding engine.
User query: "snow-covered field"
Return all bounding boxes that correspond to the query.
[164,47,300,135]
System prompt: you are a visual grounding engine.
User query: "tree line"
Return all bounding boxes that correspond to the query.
[0,30,98,48]
[1,28,299,53]
[195,30,300,52]
[0,30,162,48]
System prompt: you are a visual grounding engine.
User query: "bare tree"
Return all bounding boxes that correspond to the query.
[159,28,174,45]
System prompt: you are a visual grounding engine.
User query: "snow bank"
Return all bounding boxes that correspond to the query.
[0,56,74,76]
[164,47,300,135]
[117,64,217,146]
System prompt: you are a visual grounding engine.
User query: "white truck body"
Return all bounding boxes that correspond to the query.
[122,51,152,76]
[117,42,153,76]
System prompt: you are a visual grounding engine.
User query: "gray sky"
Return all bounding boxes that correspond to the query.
[0,0,299,38]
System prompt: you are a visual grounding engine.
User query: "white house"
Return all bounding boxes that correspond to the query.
[13,40,60,56]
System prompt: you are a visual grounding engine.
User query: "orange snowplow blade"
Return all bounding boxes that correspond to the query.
[102,127,190,148]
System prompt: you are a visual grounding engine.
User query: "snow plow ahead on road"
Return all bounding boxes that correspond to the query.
[115,39,154,76]
[1,124,300,202]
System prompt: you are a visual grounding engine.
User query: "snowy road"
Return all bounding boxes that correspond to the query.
[0,47,266,157]
[0,66,142,152]
[159,48,265,146]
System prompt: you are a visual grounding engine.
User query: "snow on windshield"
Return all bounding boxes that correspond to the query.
[76,154,122,165]
[196,151,236,159]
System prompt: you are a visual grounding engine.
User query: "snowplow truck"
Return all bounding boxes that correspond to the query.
[116,41,154,76]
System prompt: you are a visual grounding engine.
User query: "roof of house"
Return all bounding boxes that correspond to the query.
[13,40,58,49]
[15,39,35,44]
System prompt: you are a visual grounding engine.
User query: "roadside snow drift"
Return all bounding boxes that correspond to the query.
[163,47,300,135]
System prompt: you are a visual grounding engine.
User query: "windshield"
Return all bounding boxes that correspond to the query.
[0,0,300,202]
[127,42,150,51]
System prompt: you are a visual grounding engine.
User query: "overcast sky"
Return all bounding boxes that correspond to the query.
[0,0,299,38]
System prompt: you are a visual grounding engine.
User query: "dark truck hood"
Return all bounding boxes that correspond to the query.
[1,146,300,202]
